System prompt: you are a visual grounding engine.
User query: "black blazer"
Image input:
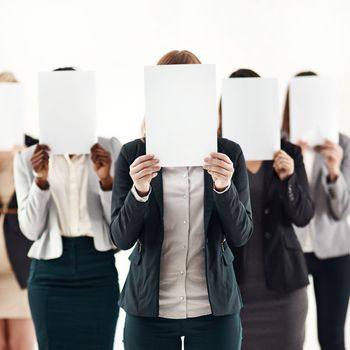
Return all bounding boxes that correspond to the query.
[110,138,253,317]
[2,135,37,289]
[233,140,314,294]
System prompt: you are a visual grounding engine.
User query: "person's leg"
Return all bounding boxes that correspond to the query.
[7,319,35,350]
[184,314,242,350]
[314,255,350,350]
[0,320,8,350]
[123,314,182,350]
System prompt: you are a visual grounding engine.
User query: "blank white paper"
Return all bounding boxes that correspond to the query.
[38,71,97,154]
[289,77,339,146]
[222,78,280,160]
[0,83,25,150]
[144,64,217,167]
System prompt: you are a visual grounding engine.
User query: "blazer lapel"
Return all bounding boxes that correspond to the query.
[204,170,214,233]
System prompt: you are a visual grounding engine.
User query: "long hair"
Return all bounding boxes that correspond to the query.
[218,68,260,137]
[282,71,317,140]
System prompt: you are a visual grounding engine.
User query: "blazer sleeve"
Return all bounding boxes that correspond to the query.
[13,151,50,241]
[98,137,122,225]
[326,135,350,220]
[214,145,253,247]
[278,146,314,227]
[110,145,148,250]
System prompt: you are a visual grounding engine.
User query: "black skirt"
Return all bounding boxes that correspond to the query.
[28,237,120,350]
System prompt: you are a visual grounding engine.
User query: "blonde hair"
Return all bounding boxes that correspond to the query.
[0,71,18,83]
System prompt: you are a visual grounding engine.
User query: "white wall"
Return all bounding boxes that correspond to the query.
[1,0,349,349]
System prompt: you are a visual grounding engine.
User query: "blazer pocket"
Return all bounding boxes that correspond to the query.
[283,233,303,251]
[128,247,142,265]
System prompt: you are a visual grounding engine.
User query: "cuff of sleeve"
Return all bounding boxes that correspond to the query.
[214,182,237,203]
[213,183,231,194]
[30,180,51,201]
[279,172,298,202]
[327,173,346,199]
[131,185,151,202]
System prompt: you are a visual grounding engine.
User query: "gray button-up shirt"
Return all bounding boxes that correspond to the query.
[132,166,213,319]
[159,166,211,319]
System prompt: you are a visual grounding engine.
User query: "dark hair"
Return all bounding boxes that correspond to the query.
[282,71,318,139]
[53,67,76,71]
[229,68,260,79]
[218,68,261,137]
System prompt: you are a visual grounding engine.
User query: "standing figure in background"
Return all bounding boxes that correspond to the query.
[283,71,350,350]
[221,69,314,350]
[14,67,122,350]
[0,71,36,350]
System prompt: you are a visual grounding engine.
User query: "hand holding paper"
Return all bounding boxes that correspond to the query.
[273,150,295,181]
[31,144,50,189]
[317,140,343,183]
[90,143,113,190]
[203,152,234,192]
[129,154,160,197]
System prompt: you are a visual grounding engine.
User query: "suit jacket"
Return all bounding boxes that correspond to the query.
[110,138,253,317]
[2,135,38,288]
[234,140,314,294]
[295,133,350,258]
[14,137,122,260]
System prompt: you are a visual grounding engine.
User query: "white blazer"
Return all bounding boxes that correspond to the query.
[14,137,122,260]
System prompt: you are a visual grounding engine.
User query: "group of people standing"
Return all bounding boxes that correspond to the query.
[0,50,349,350]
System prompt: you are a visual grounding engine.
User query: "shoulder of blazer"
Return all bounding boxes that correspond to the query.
[120,138,146,164]
[217,137,243,161]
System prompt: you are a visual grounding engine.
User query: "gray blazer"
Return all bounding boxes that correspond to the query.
[14,137,122,260]
[295,133,350,258]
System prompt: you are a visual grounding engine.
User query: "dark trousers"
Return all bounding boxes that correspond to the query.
[305,253,350,350]
[124,313,242,350]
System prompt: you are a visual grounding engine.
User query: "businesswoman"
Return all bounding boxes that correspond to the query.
[14,68,121,350]
[284,71,350,350]
[110,50,253,350]
[0,71,36,350]
[220,69,314,350]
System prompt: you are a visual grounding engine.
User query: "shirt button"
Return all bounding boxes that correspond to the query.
[183,245,187,249]
[264,208,270,215]
[183,173,187,178]
[183,220,187,224]
[180,296,185,301]
[180,271,184,275]
[183,195,187,199]
[265,232,272,240]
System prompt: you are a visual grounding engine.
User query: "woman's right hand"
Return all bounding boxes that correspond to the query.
[129,154,160,197]
[31,144,50,189]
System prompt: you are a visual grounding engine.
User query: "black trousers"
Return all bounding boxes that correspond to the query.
[305,253,350,350]
[123,313,242,350]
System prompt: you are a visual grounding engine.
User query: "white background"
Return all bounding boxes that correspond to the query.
[0,0,349,349]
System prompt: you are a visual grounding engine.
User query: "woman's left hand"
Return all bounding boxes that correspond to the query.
[91,143,113,190]
[273,150,295,181]
[203,152,234,192]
